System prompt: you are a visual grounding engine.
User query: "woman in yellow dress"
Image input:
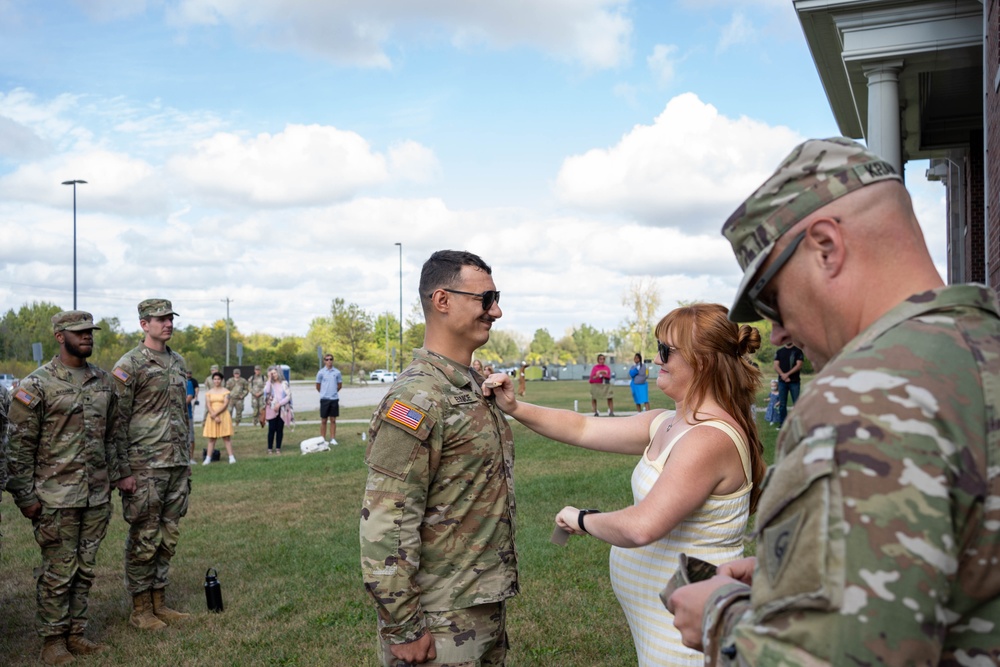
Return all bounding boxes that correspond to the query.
[202,371,235,464]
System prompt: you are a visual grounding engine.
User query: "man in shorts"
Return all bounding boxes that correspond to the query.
[316,354,343,446]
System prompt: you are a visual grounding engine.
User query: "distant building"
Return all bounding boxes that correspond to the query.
[795,0,999,285]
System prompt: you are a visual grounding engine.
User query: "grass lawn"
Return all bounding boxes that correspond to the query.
[0,380,780,666]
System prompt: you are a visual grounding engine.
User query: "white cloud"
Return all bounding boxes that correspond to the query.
[388,140,440,184]
[166,124,437,207]
[717,12,755,54]
[647,44,681,86]
[0,148,168,216]
[163,0,633,69]
[554,92,802,233]
[0,114,49,160]
[0,87,802,342]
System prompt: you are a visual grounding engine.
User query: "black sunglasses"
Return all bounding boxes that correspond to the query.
[435,288,501,311]
[747,230,806,326]
[657,341,678,364]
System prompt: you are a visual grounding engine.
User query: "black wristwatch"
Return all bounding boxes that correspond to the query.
[578,508,601,533]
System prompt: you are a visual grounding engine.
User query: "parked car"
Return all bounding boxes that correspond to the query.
[369,369,398,383]
[0,373,17,391]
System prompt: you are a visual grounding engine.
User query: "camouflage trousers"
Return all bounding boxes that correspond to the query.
[230,395,247,426]
[121,466,190,595]
[31,503,111,637]
[380,602,508,667]
[251,395,265,426]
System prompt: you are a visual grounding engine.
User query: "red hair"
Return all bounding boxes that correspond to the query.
[655,303,766,513]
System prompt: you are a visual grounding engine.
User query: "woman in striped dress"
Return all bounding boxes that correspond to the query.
[484,303,766,666]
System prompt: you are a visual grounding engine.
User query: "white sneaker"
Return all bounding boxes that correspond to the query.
[329,439,338,446]
[229,455,236,464]
[202,457,211,466]
[189,459,197,465]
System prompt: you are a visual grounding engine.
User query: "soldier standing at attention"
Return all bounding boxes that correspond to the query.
[224,367,249,428]
[249,365,266,427]
[0,383,9,557]
[112,299,191,632]
[360,250,517,666]
[667,138,1000,664]
[5,311,120,665]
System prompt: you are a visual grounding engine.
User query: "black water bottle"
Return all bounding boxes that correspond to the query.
[205,568,224,613]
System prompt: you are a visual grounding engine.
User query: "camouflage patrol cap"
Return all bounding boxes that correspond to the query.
[52,310,101,333]
[723,137,902,322]
[138,298,179,320]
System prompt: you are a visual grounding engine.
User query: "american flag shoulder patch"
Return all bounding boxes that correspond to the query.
[112,367,130,384]
[14,388,36,406]
[386,400,425,431]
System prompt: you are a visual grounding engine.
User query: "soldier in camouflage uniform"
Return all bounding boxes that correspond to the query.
[360,250,517,666]
[249,365,265,427]
[5,311,120,665]
[667,138,1000,665]
[203,364,219,392]
[112,299,192,632]
[224,368,249,427]
[0,383,9,556]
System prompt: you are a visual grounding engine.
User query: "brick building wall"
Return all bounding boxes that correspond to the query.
[987,0,1000,287]
[969,132,986,283]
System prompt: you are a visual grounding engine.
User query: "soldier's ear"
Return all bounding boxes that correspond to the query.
[805,217,845,278]
[426,289,451,314]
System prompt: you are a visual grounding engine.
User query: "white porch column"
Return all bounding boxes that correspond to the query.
[863,60,904,172]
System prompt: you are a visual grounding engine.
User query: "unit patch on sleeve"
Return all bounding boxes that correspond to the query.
[386,400,426,431]
[112,367,131,384]
[13,388,37,406]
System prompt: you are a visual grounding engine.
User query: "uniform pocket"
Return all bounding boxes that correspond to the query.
[751,437,843,621]
[33,508,62,549]
[178,473,191,518]
[360,490,406,576]
[121,477,151,525]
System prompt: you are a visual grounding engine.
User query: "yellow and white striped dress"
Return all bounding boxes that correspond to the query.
[608,412,752,666]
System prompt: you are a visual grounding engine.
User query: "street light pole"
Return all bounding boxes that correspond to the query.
[61,180,87,309]
[221,297,232,365]
[395,242,403,372]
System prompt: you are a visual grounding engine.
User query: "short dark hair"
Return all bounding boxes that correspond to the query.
[212,371,223,380]
[419,250,491,310]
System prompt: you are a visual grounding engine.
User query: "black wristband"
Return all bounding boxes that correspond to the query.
[578,508,601,533]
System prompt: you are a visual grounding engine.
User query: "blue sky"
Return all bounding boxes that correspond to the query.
[0,0,946,345]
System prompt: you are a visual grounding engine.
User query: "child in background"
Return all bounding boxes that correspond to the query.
[764,379,780,426]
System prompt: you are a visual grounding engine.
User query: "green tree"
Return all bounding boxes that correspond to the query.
[373,312,401,372]
[528,328,556,364]
[620,277,661,358]
[90,316,131,370]
[480,329,522,364]
[0,301,63,362]
[570,324,609,364]
[331,298,374,382]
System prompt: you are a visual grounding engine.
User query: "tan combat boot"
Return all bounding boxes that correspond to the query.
[40,636,74,665]
[151,588,190,623]
[129,591,167,631]
[66,634,109,655]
